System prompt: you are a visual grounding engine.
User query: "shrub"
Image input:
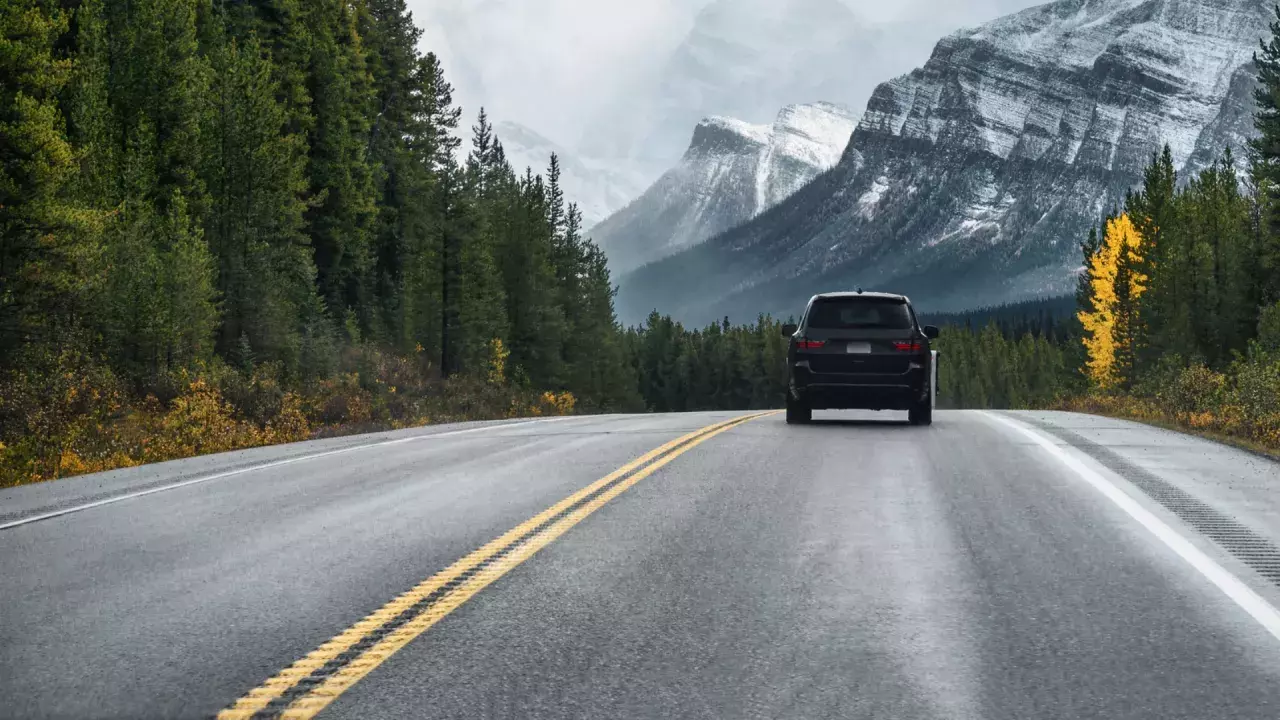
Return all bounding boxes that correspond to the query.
[1230,352,1280,440]
[1,340,580,487]
[1159,364,1228,420]
[142,375,265,461]
[309,373,374,427]
[217,361,288,426]
[264,393,311,445]
[1060,351,1280,453]
[0,347,129,485]
[538,391,576,416]
[1257,301,1280,353]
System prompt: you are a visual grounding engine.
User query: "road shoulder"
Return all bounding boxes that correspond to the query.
[997,410,1280,605]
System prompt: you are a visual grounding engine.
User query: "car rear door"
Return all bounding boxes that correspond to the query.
[795,298,920,375]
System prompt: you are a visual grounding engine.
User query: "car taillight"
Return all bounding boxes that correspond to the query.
[795,340,826,350]
[893,341,923,352]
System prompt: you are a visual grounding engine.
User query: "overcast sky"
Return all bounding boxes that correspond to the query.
[406,0,1046,152]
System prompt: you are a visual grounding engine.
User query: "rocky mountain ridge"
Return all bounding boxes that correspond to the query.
[616,0,1273,326]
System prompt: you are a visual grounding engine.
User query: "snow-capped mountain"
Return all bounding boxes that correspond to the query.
[590,103,860,275]
[616,0,1272,326]
[493,121,648,230]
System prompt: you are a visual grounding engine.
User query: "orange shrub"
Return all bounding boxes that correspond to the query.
[0,348,128,485]
[142,376,266,461]
[309,373,374,427]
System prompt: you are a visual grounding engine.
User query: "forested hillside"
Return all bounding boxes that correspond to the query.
[0,0,640,484]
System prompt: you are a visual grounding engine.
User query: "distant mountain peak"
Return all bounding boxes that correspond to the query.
[590,102,859,276]
[689,116,773,154]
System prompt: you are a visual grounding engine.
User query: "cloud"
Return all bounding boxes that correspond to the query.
[850,0,1045,25]
[406,0,1046,150]
[409,0,700,142]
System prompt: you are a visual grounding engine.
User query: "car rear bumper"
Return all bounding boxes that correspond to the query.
[790,364,928,411]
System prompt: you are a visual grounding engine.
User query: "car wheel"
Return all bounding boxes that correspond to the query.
[908,400,933,426]
[786,395,812,425]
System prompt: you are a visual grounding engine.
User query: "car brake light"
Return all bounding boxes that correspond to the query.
[893,341,923,352]
[795,340,826,350]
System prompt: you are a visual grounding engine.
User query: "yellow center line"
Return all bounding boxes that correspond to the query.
[218,412,777,720]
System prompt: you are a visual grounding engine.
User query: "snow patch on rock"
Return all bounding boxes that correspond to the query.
[857,176,891,220]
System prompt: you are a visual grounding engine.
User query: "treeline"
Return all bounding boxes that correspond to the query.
[618,309,1074,413]
[1,0,640,483]
[935,324,1076,410]
[623,313,788,413]
[920,296,1078,344]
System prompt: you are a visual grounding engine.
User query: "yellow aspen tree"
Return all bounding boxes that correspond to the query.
[1079,214,1147,390]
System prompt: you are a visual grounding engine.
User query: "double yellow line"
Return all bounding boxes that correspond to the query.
[218,411,776,720]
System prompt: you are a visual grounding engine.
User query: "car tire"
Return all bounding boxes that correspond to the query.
[908,400,933,426]
[786,395,812,425]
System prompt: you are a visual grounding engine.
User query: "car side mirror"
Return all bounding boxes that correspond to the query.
[781,323,798,337]
[923,325,940,340]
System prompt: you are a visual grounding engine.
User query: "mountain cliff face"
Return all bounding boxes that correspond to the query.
[493,121,647,230]
[617,0,1272,326]
[590,103,859,275]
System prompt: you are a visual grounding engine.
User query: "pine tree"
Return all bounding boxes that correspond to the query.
[436,164,463,377]
[221,0,316,140]
[1255,3,1280,229]
[87,0,219,381]
[1179,151,1254,364]
[497,171,566,388]
[300,0,377,334]
[546,154,566,242]
[0,0,100,366]
[1254,4,1280,301]
[201,31,317,374]
[452,186,507,373]
[359,0,432,347]
[419,52,462,174]
[3,0,693,451]
[1130,146,1180,370]
[1077,226,1101,312]
[466,109,494,185]
[101,119,218,378]
[395,53,463,365]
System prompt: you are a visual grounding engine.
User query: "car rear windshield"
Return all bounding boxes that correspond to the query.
[806,298,914,330]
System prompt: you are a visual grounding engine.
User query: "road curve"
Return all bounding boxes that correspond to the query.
[4,409,1280,719]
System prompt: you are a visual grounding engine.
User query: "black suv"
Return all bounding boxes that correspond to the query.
[782,292,939,426]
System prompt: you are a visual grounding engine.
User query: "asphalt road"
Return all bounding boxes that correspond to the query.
[5,409,1280,719]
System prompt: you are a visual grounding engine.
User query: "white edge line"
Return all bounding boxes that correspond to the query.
[0,416,575,531]
[981,410,1280,643]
